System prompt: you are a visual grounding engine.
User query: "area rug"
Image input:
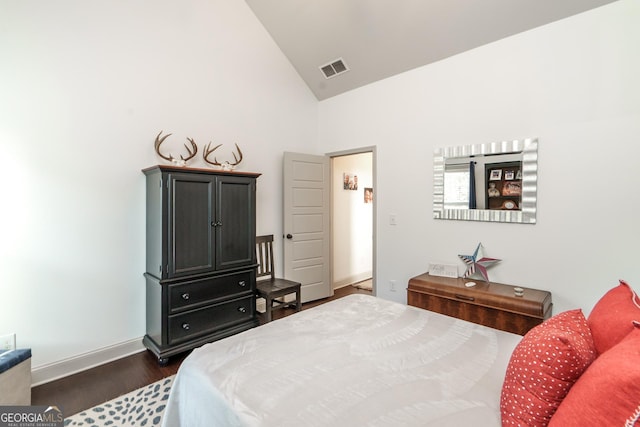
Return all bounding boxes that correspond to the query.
[64,375,174,426]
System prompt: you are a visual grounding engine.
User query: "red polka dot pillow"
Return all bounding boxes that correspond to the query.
[587,279,640,355]
[548,325,640,426]
[500,309,597,426]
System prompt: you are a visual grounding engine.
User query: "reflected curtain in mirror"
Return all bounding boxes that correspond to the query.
[469,161,477,209]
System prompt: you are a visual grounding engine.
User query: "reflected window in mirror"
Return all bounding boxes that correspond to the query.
[443,162,470,210]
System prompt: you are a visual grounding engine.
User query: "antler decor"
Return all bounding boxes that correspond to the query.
[154,131,198,166]
[203,142,243,171]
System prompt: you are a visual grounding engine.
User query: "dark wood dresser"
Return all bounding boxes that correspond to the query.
[407,273,552,335]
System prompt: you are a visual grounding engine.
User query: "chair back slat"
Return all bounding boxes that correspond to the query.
[256,235,275,280]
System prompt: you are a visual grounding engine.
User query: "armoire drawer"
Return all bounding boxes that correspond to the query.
[168,295,255,345]
[168,270,254,313]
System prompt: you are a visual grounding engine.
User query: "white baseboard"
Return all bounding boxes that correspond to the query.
[31,338,146,387]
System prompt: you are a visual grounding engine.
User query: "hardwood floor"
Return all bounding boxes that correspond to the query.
[31,285,371,416]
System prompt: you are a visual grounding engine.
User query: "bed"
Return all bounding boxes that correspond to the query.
[162,294,522,426]
[164,280,640,426]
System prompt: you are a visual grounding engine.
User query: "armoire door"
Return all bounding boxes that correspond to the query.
[167,172,216,278]
[215,175,256,271]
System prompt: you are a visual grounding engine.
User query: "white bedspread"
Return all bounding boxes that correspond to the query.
[162,294,521,427]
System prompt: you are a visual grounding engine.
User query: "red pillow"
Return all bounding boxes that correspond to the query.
[549,325,640,427]
[587,280,640,355]
[500,309,597,427]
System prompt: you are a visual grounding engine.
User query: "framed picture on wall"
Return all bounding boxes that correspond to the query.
[343,172,358,190]
[364,187,373,203]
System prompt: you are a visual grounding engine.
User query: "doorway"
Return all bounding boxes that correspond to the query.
[330,149,375,294]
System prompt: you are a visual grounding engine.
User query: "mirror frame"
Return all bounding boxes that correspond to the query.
[433,138,538,224]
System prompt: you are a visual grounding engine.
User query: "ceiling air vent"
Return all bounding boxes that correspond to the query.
[319,58,349,79]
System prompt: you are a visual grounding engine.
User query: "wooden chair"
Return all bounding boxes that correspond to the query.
[255,235,302,323]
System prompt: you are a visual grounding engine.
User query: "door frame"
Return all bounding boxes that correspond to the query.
[326,146,377,295]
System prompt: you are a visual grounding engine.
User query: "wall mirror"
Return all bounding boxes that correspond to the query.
[433,138,538,224]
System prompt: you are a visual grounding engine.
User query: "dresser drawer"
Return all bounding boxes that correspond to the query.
[407,273,552,335]
[168,295,255,345]
[168,270,254,313]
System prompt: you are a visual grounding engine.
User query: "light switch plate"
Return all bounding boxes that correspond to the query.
[428,263,458,278]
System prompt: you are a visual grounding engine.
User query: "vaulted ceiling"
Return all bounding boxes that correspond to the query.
[246,0,619,100]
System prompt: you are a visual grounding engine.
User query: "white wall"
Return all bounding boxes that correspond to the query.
[332,153,373,288]
[0,0,318,372]
[318,0,640,314]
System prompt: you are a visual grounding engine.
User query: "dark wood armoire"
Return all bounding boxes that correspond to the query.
[142,165,260,364]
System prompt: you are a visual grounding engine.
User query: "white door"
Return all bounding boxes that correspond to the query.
[283,152,331,302]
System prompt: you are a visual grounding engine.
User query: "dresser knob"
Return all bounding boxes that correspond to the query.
[238,306,247,313]
[181,293,190,300]
[182,323,190,330]
[238,281,246,287]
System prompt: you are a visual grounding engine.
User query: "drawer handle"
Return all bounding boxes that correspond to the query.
[182,323,190,330]
[455,294,475,302]
[238,306,247,313]
[238,280,246,287]
[181,293,190,300]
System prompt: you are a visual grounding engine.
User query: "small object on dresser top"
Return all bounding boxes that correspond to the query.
[465,281,477,287]
[514,287,524,297]
[428,263,458,278]
[458,242,501,283]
